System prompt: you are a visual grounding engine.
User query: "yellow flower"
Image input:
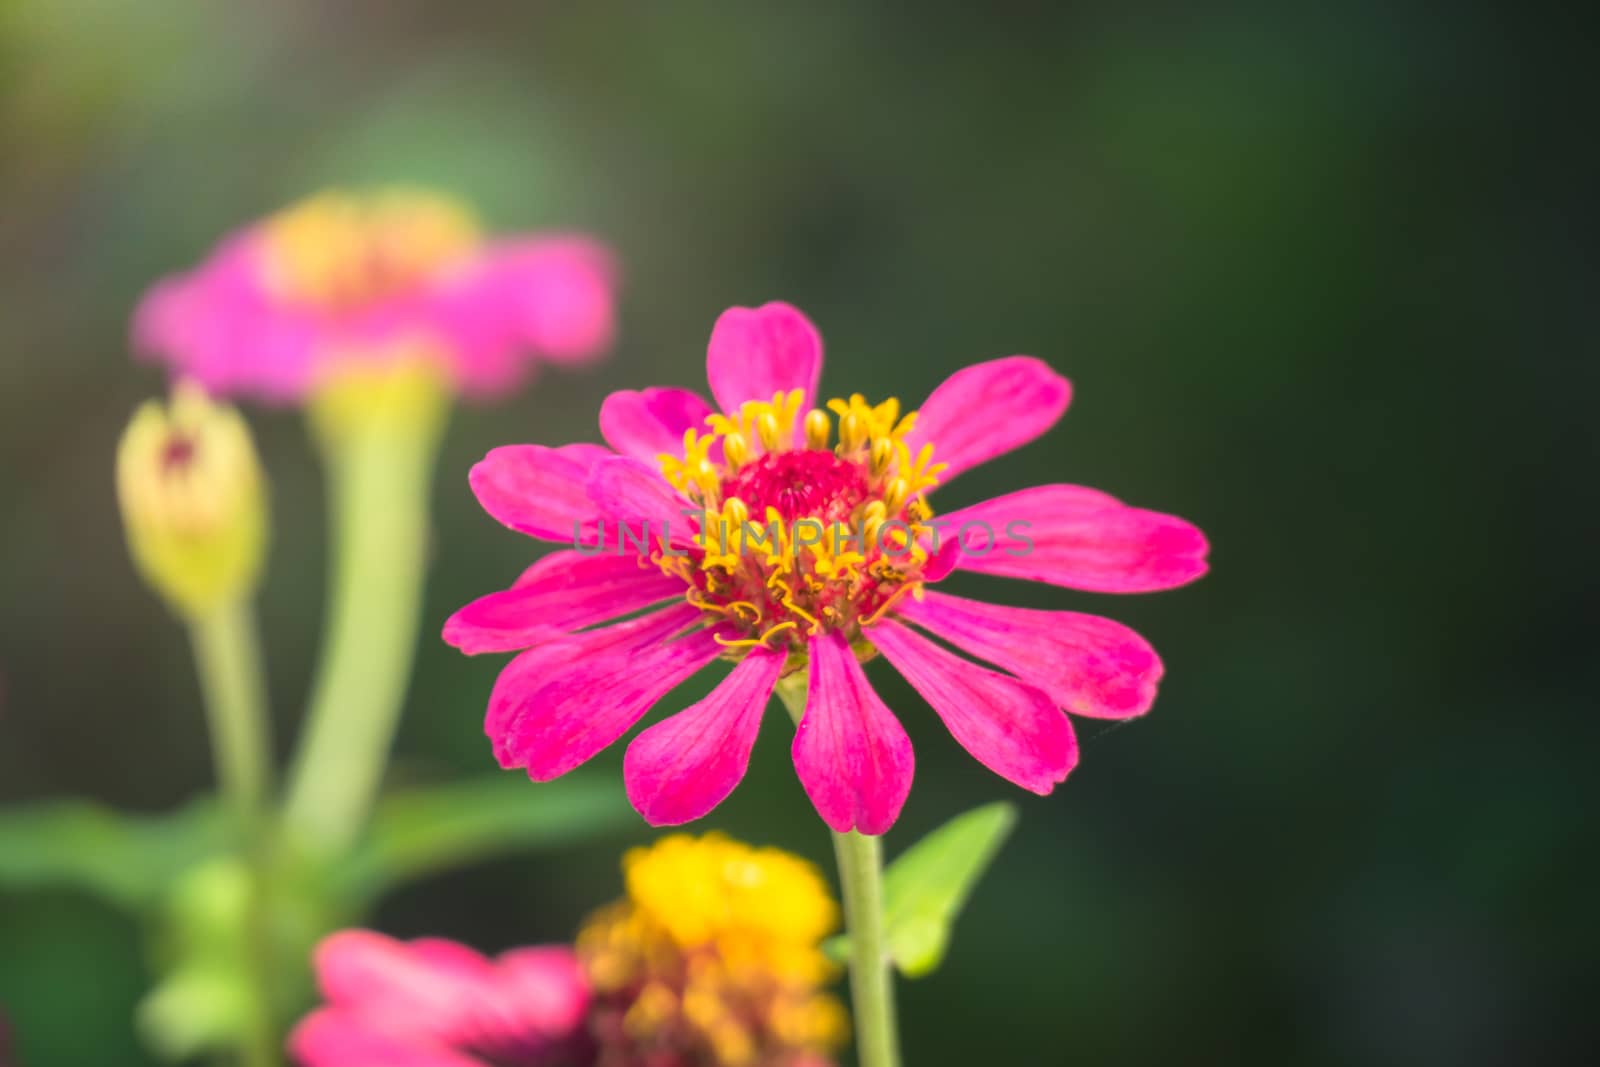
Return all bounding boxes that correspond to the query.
[578,833,848,1067]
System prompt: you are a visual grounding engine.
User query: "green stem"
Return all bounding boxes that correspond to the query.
[775,675,901,1067]
[282,417,438,854]
[191,604,271,826]
[188,601,277,1067]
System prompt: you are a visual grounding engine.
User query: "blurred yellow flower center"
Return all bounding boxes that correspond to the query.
[578,833,848,1066]
[263,189,481,313]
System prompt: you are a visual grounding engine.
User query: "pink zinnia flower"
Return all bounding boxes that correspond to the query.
[134,188,617,403]
[446,302,1208,833]
[289,930,591,1067]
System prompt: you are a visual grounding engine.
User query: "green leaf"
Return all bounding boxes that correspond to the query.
[336,772,638,898]
[878,802,1018,977]
[0,799,225,910]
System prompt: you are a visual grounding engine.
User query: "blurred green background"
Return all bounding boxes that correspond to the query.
[1,2,1594,1064]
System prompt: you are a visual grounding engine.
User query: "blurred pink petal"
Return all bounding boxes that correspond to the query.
[291,931,588,1067]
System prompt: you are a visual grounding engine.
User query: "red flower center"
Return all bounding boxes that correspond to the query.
[161,434,197,474]
[721,448,869,525]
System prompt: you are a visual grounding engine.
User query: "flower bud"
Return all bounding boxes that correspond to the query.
[117,383,267,619]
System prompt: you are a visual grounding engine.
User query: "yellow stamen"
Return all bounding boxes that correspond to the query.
[861,581,919,627]
[757,620,798,645]
[882,476,909,517]
[755,410,782,452]
[715,633,767,649]
[869,436,894,478]
[804,409,831,450]
[838,412,866,453]
[723,431,749,471]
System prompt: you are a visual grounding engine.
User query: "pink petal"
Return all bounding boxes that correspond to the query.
[407,939,498,982]
[493,236,618,365]
[133,232,319,404]
[482,603,702,753]
[468,443,612,542]
[289,1009,484,1067]
[899,591,1163,719]
[493,947,590,1040]
[489,603,722,779]
[310,931,487,1041]
[868,619,1077,794]
[598,387,716,462]
[424,236,618,399]
[792,632,914,835]
[705,302,823,418]
[585,456,694,548]
[935,484,1210,593]
[443,551,682,655]
[623,648,784,825]
[904,356,1071,484]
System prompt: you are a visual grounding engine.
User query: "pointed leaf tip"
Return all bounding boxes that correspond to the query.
[878,802,1018,977]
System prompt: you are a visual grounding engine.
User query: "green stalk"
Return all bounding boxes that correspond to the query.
[775,675,901,1067]
[282,412,440,854]
[188,601,277,1067]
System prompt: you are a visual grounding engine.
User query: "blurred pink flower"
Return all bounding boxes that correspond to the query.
[446,302,1208,834]
[289,930,590,1067]
[134,189,617,403]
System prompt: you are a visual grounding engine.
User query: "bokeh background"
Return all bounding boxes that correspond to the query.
[2,3,1595,1065]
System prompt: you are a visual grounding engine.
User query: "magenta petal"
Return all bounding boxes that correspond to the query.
[599,387,717,462]
[624,647,784,826]
[705,302,823,418]
[489,603,721,779]
[899,591,1162,719]
[937,484,1210,593]
[585,456,693,546]
[469,443,613,542]
[870,619,1077,794]
[443,551,682,655]
[483,603,702,756]
[904,356,1071,484]
[792,632,914,835]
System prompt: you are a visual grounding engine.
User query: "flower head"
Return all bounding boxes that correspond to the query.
[290,931,591,1067]
[135,188,617,404]
[446,302,1209,833]
[117,381,268,618]
[577,833,846,1067]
